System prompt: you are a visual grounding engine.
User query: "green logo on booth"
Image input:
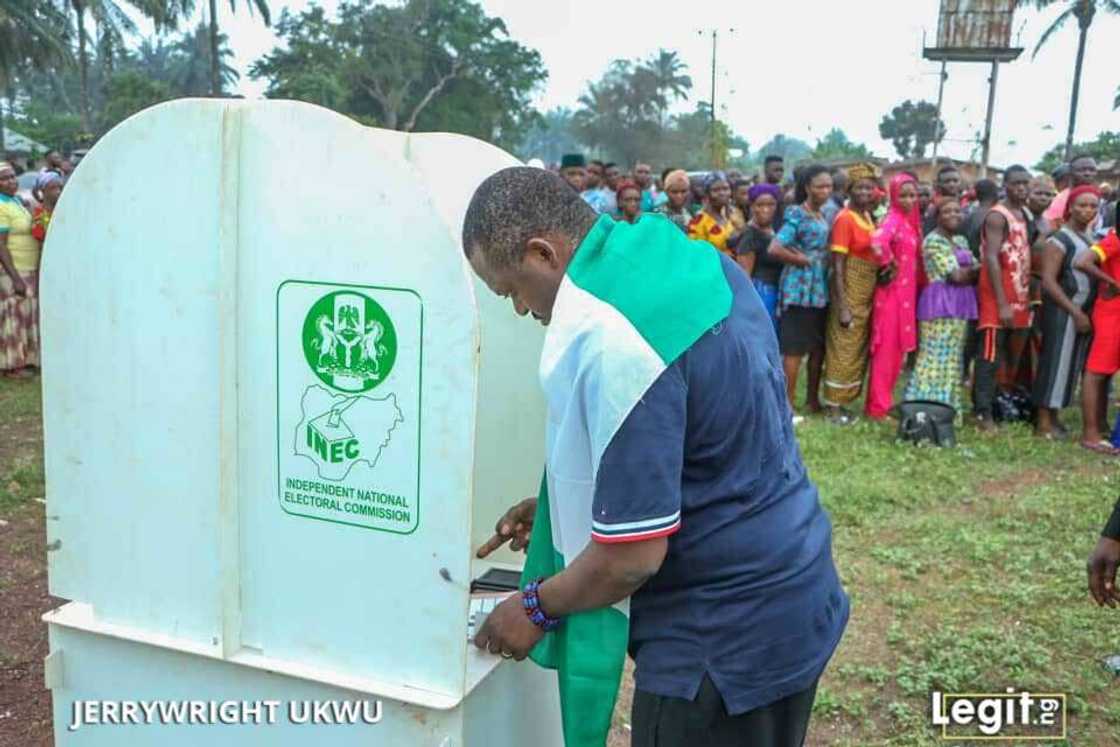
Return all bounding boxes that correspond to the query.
[302,291,398,393]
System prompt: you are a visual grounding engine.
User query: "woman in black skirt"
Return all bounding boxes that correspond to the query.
[1033,185,1101,438]
[767,165,834,417]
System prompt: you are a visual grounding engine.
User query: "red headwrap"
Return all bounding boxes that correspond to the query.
[615,179,640,200]
[886,173,922,240]
[1064,184,1101,220]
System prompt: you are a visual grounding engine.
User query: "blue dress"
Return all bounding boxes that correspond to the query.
[775,204,832,311]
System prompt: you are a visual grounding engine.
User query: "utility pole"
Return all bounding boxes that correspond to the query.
[698,27,734,168]
[980,59,999,178]
[710,29,718,167]
[930,60,947,168]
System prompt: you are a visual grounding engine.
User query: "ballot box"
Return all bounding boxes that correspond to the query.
[39,99,561,746]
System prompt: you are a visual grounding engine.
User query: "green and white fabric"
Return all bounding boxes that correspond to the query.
[520,213,732,746]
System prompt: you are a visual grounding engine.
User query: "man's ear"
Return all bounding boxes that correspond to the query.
[525,237,559,269]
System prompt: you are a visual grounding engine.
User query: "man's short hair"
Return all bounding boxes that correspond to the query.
[1070,153,1096,167]
[589,159,604,169]
[764,155,784,166]
[462,167,597,270]
[603,162,617,170]
[1005,164,1031,180]
[937,165,960,178]
[974,178,998,202]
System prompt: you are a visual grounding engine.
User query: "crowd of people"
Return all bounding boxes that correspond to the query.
[0,151,70,380]
[4,145,1120,453]
[556,152,1120,452]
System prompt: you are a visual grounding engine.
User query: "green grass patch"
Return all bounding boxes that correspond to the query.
[0,375,42,418]
[797,411,1120,744]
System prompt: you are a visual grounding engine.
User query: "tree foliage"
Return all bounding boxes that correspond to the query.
[753,134,813,165]
[0,1,72,151]
[1029,0,1120,158]
[1034,130,1120,172]
[812,128,875,161]
[250,0,546,150]
[99,70,173,129]
[878,99,945,160]
[6,20,238,151]
[517,107,581,164]
[566,51,749,169]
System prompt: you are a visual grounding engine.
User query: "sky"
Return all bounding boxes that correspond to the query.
[152,0,1119,168]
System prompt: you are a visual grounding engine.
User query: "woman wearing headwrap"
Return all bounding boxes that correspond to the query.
[1033,185,1101,438]
[31,171,63,243]
[615,179,642,224]
[767,164,834,415]
[0,162,41,377]
[735,183,783,328]
[821,163,880,423]
[687,171,744,256]
[866,173,921,419]
[903,198,979,413]
[655,169,693,233]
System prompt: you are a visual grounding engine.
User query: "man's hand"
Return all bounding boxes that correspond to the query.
[476,497,537,558]
[998,302,1015,329]
[839,307,853,329]
[472,592,544,660]
[1088,536,1120,608]
[12,276,27,297]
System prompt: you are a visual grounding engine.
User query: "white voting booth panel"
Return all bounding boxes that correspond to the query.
[40,99,560,745]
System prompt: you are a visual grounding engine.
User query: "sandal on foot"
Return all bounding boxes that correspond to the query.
[1080,440,1120,456]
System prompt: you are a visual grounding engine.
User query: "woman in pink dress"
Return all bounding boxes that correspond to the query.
[867,173,921,419]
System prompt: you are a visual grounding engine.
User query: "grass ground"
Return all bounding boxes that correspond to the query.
[1,375,1117,745]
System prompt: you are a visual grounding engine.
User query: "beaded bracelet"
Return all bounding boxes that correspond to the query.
[522,578,562,631]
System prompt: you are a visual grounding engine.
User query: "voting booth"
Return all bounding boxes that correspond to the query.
[39,99,562,745]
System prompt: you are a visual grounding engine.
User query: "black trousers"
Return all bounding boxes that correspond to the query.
[631,675,819,747]
[972,327,1030,417]
[961,319,979,381]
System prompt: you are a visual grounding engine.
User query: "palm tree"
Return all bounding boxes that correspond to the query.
[172,21,238,95]
[207,0,270,96]
[61,0,177,135]
[0,1,71,151]
[645,49,691,127]
[1031,0,1120,160]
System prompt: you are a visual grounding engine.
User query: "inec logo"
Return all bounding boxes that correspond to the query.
[302,291,398,393]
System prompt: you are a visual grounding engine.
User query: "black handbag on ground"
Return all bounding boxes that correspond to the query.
[897,400,957,447]
[993,386,1035,424]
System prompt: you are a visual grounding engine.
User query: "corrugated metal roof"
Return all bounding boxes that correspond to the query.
[2,128,47,153]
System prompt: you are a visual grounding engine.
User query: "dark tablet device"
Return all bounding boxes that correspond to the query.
[470,568,521,593]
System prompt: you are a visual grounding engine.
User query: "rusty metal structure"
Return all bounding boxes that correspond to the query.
[922,0,1024,176]
[927,0,1022,62]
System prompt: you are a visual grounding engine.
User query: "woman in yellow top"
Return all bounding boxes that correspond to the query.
[822,162,880,423]
[687,171,745,256]
[0,162,42,377]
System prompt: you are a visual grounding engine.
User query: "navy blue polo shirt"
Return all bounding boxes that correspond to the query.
[591,253,849,715]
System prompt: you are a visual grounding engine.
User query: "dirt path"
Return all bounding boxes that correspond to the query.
[0,502,58,747]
